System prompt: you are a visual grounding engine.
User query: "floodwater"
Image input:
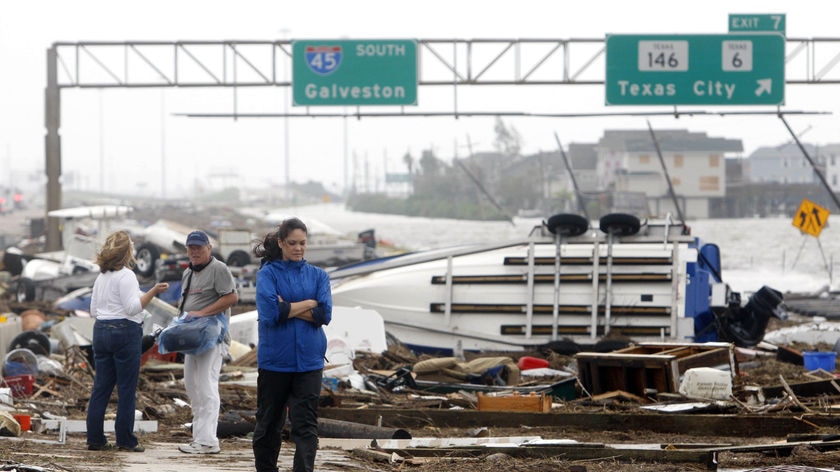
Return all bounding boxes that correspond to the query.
[274,203,839,296]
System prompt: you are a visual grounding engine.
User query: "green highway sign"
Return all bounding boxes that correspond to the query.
[729,14,786,34]
[293,39,417,106]
[605,34,785,106]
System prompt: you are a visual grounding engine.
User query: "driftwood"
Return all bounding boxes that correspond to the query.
[779,374,813,413]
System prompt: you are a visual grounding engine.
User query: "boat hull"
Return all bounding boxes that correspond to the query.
[330,218,725,354]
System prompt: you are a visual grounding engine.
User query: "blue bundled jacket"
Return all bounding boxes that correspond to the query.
[255,259,332,373]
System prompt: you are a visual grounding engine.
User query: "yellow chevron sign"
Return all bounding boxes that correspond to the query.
[792,198,830,237]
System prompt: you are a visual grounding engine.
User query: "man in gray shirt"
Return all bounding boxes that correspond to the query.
[177,230,238,455]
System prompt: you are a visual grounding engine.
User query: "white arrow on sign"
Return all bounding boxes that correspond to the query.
[754,79,772,96]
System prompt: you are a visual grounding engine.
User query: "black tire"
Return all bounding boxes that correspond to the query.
[546,213,589,237]
[8,330,51,356]
[592,338,633,353]
[599,213,641,236]
[226,250,250,267]
[2,250,24,276]
[16,278,35,303]
[134,243,160,278]
[141,334,157,354]
[539,339,581,356]
[212,251,225,263]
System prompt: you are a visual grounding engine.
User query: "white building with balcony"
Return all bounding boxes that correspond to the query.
[595,129,743,219]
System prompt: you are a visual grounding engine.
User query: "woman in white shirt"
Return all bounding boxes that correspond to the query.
[85,230,169,452]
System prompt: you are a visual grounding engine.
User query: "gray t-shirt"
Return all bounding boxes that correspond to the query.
[181,257,237,316]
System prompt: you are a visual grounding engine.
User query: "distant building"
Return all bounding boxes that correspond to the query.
[820,144,840,192]
[747,143,822,184]
[595,129,743,219]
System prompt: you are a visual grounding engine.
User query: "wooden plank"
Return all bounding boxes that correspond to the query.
[476,392,552,413]
[763,378,840,398]
[378,445,716,466]
[319,408,834,437]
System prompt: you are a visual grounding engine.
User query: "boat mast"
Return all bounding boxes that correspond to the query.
[647,121,687,228]
[553,133,590,221]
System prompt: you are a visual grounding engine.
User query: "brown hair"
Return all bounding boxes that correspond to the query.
[96,230,136,272]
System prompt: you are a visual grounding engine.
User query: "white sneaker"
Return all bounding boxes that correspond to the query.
[178,442,220,454]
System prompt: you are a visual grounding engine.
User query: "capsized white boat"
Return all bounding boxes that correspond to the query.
[328,213,786,355]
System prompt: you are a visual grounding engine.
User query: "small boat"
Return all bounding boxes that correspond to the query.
[329,213,785,355]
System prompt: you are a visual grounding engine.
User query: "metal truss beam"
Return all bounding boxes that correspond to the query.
[52,37,840,90]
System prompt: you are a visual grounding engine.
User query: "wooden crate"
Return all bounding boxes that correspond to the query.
[476,391,552,413]
[575,342,735,398]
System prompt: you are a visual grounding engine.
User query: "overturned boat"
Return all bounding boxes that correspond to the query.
[329,213,786,355]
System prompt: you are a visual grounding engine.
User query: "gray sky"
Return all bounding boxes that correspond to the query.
[1,1,838,198]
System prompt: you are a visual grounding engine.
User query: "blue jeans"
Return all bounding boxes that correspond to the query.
[86,318,142,449]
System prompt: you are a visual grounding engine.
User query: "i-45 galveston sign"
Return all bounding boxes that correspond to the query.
[605,34,785,106]
[293,39,417,106]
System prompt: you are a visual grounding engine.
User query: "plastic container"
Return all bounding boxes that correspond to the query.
[517,356,549,371]
[3,348,38,377]
[12,413,31,431]
[0,314,22,362]
[803,351,836,371]
[3,374,34,398]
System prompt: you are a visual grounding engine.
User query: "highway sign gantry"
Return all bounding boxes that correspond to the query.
[605,33,785,106]
[292,39,417,106]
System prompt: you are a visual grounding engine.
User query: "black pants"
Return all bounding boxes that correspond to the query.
[252,369,322,472]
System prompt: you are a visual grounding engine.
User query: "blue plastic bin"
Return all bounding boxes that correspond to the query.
[803,351,836,371]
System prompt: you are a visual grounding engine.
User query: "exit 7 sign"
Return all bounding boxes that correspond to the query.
[729,14,786,34]
[605,33,785,106]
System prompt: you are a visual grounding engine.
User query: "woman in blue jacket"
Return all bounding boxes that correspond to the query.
[252,217,332,472]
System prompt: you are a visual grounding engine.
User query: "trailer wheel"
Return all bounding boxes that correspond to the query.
[540,339,581,356]
[134,243,160,278]
[9,330,51,356]
[599,213,641,236]
[226,250,251,267]
[546,213,589,237]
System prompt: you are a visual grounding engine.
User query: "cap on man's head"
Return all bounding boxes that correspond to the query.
[185,230,210,247]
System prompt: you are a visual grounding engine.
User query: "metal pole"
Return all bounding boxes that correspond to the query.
[604,231,614,336]
[99,92,105,193]
[280,30,291,200]
[552,233,561,341]
[554,132,590,221]
[44,45,62,251]
[160,90,166,198]
[647,121,687,225]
